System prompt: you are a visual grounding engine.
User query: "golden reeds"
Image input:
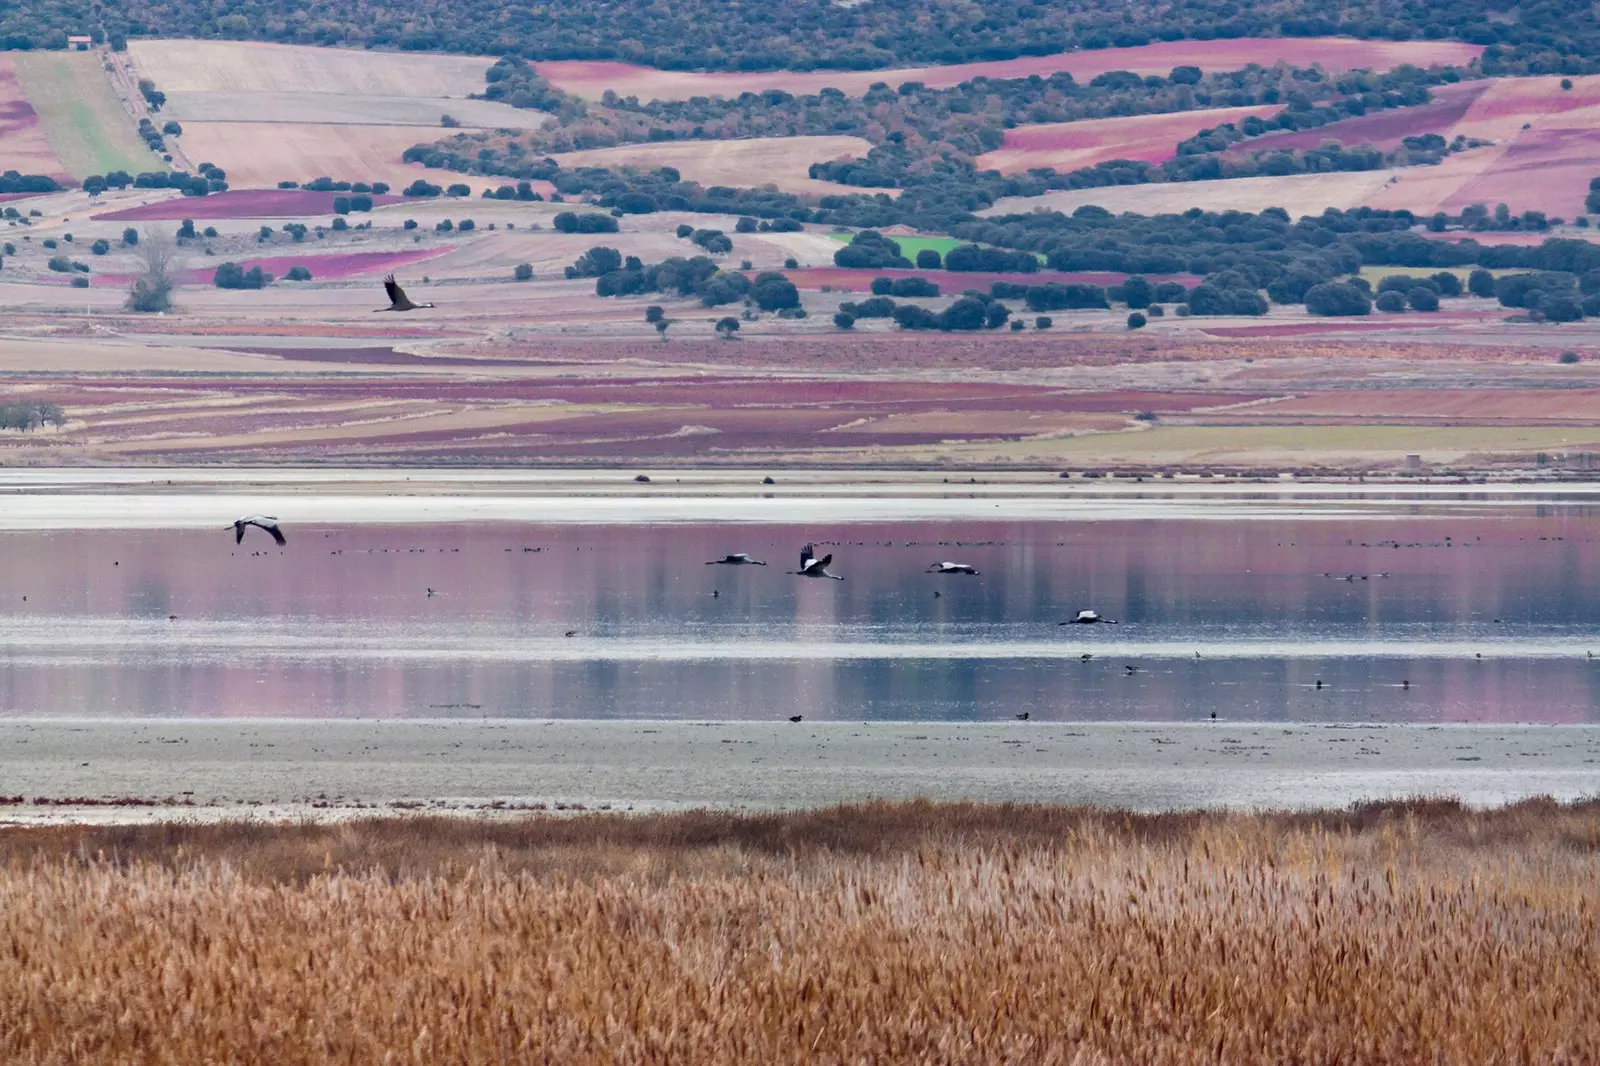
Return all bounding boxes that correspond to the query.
[2,798,1597,1065]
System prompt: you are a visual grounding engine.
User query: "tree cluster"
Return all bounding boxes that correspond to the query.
[19,0,1600,78]
[0,171,59,194]
[0,402,65,431]
[213,261,272,289]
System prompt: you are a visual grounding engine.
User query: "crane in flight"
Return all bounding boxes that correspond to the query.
[792,543,842,580]
[375,274,434,312]
[229,515,286,546]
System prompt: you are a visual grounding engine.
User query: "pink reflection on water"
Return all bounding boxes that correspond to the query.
[0,516,1596,722]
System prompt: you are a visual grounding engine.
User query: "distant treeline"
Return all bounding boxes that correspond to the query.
[8,0,1600,76]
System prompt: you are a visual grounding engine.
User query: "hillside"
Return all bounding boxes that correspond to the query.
[1,0,1598,76]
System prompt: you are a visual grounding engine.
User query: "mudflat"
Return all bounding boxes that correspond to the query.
[3,719,1596,824]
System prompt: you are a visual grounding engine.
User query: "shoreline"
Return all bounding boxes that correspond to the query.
[3,719,1596,825]
[1,468,1600,527]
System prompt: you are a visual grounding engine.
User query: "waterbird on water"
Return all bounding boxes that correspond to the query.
[789,715,803,722]
[707,553,766,566]
[229,515,285,546]
[1061,610,1117,625]
[926,561,979,575]
[1015,712,1029,720]
[374,274,434,312]
[792,543,843,580]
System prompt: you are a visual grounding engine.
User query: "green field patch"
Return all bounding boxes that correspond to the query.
[14,52,167,180]
[1357,265,1513,283]
[829,233,1046,263]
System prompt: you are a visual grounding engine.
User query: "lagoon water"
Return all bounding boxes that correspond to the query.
[4,487,1600,723]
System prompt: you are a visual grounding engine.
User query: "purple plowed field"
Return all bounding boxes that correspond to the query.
[785,267,1200,292]
[91,190,406,221]
[1226,81,1490,156]
[92,247,450,287]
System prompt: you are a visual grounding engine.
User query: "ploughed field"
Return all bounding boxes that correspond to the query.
[1,799,1596,1064]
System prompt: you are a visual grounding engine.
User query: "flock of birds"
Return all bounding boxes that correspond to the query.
[221,515,1460,721]
[232,520,1120,626]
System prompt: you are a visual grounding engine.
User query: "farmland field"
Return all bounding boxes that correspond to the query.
[534,37,1484,102]
[1226,81,1491,156]
[0,55,66,180]
[10,52,160,180]
[174,122,460,189]
[549,137,874,197]
[976,73,1600,219]
[981,171,1399,219]
[126,41,491,97]
[159,90,543,129]
[91,189,406,221]
[977,105,1279,174]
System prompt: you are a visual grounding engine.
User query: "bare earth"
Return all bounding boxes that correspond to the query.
[3,719,1595,824]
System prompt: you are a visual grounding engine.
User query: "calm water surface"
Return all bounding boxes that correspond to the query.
[5,507,1600,722]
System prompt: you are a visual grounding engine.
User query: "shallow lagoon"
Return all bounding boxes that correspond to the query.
[3,480,1599,722]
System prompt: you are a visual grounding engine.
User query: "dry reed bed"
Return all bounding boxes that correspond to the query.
[3,799,1598,1065]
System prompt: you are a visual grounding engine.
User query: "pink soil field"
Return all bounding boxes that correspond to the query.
[92,190,406,221]
[536,38,1483,101]
[89,247,449,287]
[786,267,1200,291]
[0,56,68,181]
[1225,81,1491,156]
[1439,127,1600,218]
[9,374,1264,460]
[978,105,1279,173]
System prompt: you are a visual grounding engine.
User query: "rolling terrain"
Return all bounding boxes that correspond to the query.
[533,38,1484,101]
[1,34,1600,473]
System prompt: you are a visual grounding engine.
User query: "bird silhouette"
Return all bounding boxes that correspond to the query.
[788,715,803,722]
[1061,610,1117,625]
[229,515,285,546]
[707,553,766,566]
[1015,712,1029,720]
[792,543,842,580]
[375,274,434,312]
[926,561,979,575]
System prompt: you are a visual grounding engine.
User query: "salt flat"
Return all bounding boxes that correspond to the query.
[1,720,1595,824]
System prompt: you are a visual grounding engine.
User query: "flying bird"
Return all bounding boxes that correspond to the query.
[1060,610,1117,625]
[229,515,285,546]
[375,274,434,312]
[792,543,842,580]
[707,553,766,566]
[926,561,979,575]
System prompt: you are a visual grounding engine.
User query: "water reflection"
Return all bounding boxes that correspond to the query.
[1,517,1598,722]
